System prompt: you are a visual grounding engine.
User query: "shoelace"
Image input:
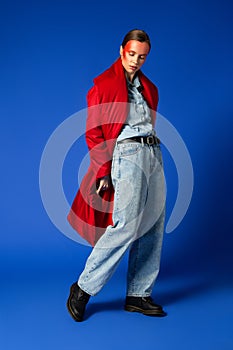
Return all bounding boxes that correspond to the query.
[77,289,90,302]
[142,296,153,303]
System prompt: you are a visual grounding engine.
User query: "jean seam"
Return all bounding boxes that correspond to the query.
[127,238,140,295]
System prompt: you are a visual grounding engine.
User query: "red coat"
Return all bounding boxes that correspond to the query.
[67,57,159,246]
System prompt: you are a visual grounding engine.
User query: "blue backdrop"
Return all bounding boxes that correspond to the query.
[1,0,232,349]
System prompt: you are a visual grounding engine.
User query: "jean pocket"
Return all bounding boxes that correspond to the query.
[118,143,142,157]
[155,145,163,167]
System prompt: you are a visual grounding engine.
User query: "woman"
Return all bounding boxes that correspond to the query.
[67,29,166,321]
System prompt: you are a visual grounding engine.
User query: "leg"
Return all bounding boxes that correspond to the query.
[127,144,166,297]
[78,143,151,296]
[126,208,165,297]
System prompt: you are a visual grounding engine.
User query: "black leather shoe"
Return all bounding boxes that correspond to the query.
[66,283,90,322]
[124,296,167,317]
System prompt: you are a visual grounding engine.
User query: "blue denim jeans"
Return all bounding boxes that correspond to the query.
[78,141,166,297]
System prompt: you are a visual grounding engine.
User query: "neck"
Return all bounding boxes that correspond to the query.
[125,70,136,83]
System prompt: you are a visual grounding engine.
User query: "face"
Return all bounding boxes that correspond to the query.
[120,40,150,81]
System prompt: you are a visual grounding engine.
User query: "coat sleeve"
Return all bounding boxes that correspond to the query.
[85,84,112,179]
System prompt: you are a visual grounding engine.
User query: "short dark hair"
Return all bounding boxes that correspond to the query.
[121,29,151,51]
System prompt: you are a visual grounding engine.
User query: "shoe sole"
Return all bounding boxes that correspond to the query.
[124,305,167,317]
[66,298,83,322]
[66,284,83,322]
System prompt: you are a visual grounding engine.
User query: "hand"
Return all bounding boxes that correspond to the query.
[96,175,110,195]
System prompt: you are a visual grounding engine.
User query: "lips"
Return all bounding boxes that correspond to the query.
[129,65,137,70]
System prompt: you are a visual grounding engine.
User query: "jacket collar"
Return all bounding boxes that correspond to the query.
[95,57,157,114]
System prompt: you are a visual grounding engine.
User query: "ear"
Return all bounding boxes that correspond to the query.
[120,45,123,57]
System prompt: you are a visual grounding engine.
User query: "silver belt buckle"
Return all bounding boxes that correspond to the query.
[146,135,154,145]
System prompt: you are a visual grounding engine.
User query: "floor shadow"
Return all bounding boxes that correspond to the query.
[155,278,211,307]
[85,298,124,319]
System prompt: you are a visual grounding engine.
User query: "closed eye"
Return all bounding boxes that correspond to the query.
[128,51,146,60]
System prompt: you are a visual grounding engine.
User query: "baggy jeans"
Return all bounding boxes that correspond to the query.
[78,141,166,297]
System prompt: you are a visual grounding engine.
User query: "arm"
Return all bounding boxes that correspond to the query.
[85,85,112,191]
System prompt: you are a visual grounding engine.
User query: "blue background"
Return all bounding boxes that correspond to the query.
[1,0,233,349]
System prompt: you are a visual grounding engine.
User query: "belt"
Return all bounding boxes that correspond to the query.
[118,135,160,146]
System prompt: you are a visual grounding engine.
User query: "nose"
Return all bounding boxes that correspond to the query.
[133,55,140,65]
